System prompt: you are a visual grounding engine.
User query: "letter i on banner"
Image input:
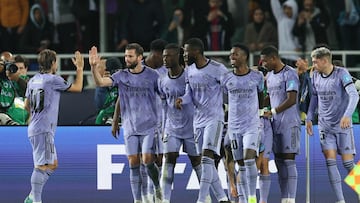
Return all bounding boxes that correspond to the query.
[345,160,360,194]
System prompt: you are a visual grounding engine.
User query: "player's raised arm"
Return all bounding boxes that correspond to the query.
[89,46,113,87]
[68,51,84,92]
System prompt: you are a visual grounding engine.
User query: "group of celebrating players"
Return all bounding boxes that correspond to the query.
[23,37,358,203]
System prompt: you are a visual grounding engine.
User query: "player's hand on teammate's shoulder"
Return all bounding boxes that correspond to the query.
[71,51,84,71]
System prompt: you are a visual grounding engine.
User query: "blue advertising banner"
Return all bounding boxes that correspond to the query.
[0,126,359,202]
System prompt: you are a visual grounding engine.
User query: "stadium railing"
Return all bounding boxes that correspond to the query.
[21,50,360,79]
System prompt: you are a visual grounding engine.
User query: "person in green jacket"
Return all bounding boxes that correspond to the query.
[5,55,30,125]
[0,56,25,125]
[94,57,122,125]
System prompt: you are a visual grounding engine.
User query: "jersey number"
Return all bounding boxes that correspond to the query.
[30,89,45,113]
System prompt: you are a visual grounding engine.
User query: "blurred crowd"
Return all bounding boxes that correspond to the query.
[1,0,360,77]
[0,0,359,59]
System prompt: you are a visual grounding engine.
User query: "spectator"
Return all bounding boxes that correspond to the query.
[116,0,165,51]
[204,0,234,51]
[183,0,209,42]
[0,0,29,53]
[295,58,313,123]
[325,1,346,49]
[14,55,30,79]
[161,0,187,24]
[46,0,78,72]
[18,3,54,54]
[72,0,99,52]
[5,56,29,125]
[46,0,77,54]
[0,56,19,125]
[293,0,330,54]
[0,51,14,62]
[94,58,122,111]
[338,0,360,68]
[162,7,191,46]
[244,7,277,52]
[271,0,301,67]
[105,0,121,52]
[8,55,29,96]
[94,57,122,125]
[248,0,274,23]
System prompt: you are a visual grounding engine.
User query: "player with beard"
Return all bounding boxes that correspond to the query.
[90,44,162,203]
[175,38,230,203]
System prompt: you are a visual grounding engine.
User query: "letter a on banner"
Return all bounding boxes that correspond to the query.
[345,160,360,194]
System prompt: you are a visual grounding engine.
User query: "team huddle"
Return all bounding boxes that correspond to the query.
[23,38,358,203]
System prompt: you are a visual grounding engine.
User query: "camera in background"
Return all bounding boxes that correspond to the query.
[5,62,18,74]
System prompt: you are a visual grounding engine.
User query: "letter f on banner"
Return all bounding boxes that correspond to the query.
[97,144,125,190]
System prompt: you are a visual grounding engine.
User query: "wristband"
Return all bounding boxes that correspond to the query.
[259,109,265,117]
[271,108,277,116]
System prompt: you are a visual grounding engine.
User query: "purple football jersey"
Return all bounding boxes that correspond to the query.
[222,70,264,131]
[311,66,359,131]
[158,70,194,137]
[154,65,168,76]
[181,59,228,127]
[111,66,159,136]
[26,73,71,136]
[266,65,301,129]
[154,66,168,127]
